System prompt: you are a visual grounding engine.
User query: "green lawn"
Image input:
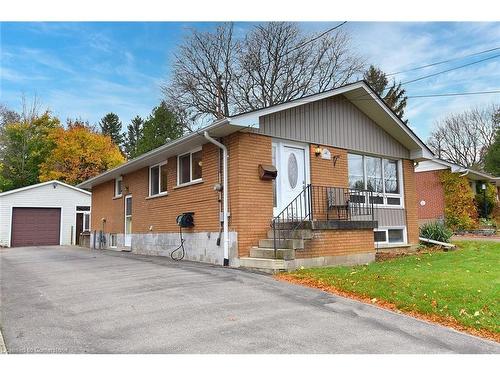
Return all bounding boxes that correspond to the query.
[287,241,499,335]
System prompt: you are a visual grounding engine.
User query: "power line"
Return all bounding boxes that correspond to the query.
[247,21,347,73]
[349,89,500,101]
[400,53,500,85]
[284,21,347,56]
[349,53,500,102]
[387,46,500,76]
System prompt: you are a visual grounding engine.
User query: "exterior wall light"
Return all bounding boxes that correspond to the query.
[314,145,322,157]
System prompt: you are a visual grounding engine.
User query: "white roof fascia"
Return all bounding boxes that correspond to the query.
[77,118,231,189]
[0,180,91,197]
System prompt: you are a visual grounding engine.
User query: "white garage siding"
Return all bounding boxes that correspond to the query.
[0,181,91,247]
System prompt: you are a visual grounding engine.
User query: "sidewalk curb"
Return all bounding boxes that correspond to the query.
[0,328,7,354]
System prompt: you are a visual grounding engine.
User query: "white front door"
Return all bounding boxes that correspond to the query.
[124,195,132,247]
[274,141,309,217]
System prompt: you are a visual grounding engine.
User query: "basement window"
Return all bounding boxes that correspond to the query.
[374,227,406,245]
[149,161,168,196]
[388,228,405,244]
[177,148,202,185]
[374,230,387,243]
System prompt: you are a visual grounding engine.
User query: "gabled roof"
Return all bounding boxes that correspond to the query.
[0,180,91,197]
[228,80,434,160]
[415,158,499,184]
[78,80,433,190]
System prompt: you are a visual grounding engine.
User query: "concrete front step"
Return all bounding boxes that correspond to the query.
[250,247,295,260]
[239,257,288,273]
[258,238,304,250]
[266,229,313,240]
[272,221,313,230]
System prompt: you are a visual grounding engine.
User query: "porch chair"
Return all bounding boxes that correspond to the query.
[326,187,350,220]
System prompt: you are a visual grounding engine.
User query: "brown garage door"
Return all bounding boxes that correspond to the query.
[11,208,61,247]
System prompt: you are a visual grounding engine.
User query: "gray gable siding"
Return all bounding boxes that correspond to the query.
[257,95,410,159]
[375,208,407,227]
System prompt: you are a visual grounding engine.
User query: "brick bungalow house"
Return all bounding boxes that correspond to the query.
[78,81,433,272]
[415,158,499,225]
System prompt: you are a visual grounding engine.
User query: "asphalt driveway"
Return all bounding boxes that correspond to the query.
[1,246,498,353]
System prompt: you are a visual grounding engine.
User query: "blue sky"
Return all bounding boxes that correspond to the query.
[1,22,499,140]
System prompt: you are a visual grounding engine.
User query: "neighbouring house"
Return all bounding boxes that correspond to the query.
[77,81,432,271]
[415,158,499,225]
[0,180,91,247]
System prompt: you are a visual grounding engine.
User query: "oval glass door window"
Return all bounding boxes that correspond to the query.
[288,153,298,188]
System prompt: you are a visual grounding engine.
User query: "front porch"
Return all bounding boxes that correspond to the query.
[239,184,379,273]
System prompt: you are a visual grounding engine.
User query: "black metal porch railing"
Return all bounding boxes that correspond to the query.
[271,185,375,257]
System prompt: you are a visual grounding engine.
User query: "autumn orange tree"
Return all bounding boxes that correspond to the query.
[440,170,478,231]
[39,122,125,185]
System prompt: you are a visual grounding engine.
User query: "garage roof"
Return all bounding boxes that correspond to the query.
[0,180,91,197]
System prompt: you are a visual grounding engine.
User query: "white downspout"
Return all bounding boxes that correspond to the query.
[204,131,230,266]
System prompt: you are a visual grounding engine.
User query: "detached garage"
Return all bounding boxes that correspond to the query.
[0,180,91,248]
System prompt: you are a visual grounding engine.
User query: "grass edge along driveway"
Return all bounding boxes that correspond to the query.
[276,241,499,342]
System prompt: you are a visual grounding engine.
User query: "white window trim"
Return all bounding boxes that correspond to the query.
[109,233,117,248]
[149,161,168,197]
[114,176,123,198]
[82,212,91,232]
[349,153,404,208]
[176,147,203,187]
[374,226,408,246]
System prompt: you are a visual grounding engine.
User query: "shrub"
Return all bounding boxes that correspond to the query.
[420,221,453,243]
[440,170,478,231]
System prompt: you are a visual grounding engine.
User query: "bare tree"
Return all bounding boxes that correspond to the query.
[235,23,363,111]
[162,23,237,127]
[162,22,364,129]
[0,104,21,128]
[427,105,499,169]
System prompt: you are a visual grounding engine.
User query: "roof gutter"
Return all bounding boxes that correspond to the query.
[77,118,230,189]
[203,131,230,267]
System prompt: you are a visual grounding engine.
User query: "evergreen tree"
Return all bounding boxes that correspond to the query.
[99,112,123,147]
[363,65,408,123]
[135,102,184,156]
[123,115,143,159]
[484,109,500,175]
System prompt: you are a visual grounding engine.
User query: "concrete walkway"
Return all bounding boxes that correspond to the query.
[1,246,498,354]
[452,235,500,243]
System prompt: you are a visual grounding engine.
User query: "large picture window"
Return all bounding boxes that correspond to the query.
[149,161,168,196]
[348,153,402,206]
[177,148,202,185]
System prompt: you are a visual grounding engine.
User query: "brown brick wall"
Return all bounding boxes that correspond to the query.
[90,131,420,259]
[91,180,124,233]
[227,132,274,257]
[309,145,348,188]
[91,142,221,235]
[309,144,349,220]
[298,229,374,258]
[402,159,419,245]
[415,170,445,222]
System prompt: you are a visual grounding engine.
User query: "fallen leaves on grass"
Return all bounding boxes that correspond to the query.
[275,273,499,343]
